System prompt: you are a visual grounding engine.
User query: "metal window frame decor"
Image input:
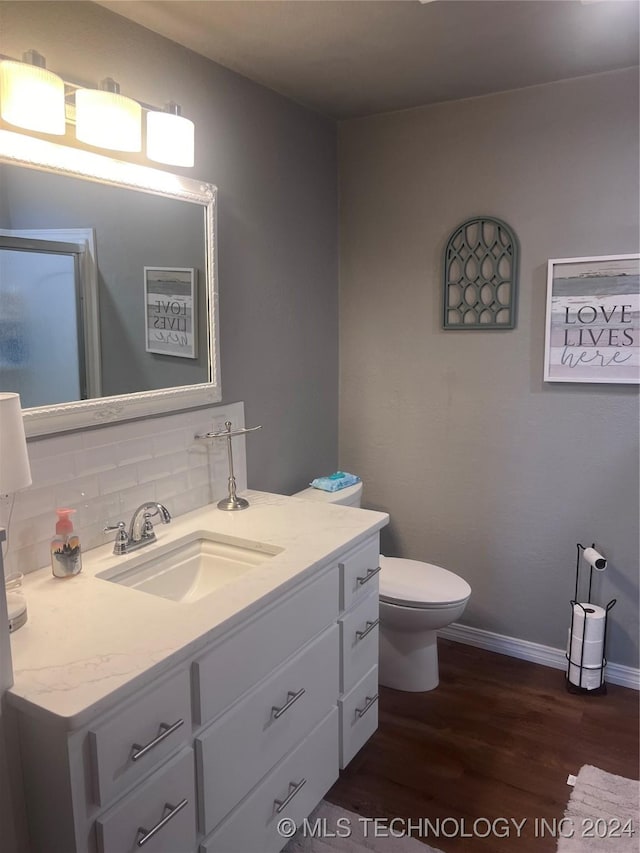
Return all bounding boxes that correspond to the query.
[443,216,519,330]
[544,254,640,384]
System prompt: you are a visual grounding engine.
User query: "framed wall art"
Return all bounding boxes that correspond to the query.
[144,266,197,359]
[544,254,639,384]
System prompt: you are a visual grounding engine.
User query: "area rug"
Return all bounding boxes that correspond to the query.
[283,801,443,852]
[557,765,639,852]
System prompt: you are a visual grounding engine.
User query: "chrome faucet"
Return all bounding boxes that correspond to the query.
[104,502,172,555]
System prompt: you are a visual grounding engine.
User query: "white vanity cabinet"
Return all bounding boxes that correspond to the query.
[335,536,380,769]
[11,531,381,853]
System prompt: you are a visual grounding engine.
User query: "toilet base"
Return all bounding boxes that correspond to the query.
[379,625,439,692]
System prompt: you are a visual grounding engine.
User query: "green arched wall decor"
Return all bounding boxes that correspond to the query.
[443,216,519,329]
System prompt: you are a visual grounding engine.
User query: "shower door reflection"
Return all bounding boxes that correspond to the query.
[0,236,87,408]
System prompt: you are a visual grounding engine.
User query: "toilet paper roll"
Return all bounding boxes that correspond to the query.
[568,660,603,690]
[570,603,606,644]
[567,633,604,667]
[583,547,607,571]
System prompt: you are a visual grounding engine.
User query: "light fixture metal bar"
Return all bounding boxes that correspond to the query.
[0,52,165,115]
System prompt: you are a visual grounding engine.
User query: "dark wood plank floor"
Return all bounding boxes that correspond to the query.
[328,640,639,852]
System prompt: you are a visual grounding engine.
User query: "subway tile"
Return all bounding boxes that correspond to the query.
[99,466,139,496]
[118,483,158,517]
[148,411,187,433]
[81,423,123,449]
[55,475,100,509]
[92,493,129,529]
[153,471,190,501]
[9,403,245,566]
[7,541,51,576]
[26,432,82,460]
[12,485,57,522]
[82,521,114,552]
[171,486,210,517]
[75,444,118,476]
[30,452,77,487]
[117,437,154,467]
[10,513,51,553]
[171,450,191,474]
[188,465,210,490]
[137,455,173,485]
[152,429,189,458]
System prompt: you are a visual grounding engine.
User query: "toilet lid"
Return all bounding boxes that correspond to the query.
[379,555,471,608]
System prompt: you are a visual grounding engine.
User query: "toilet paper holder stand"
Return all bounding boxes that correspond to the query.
[566,543,616,696]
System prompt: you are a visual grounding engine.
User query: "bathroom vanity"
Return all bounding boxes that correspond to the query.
[6,492,388,853]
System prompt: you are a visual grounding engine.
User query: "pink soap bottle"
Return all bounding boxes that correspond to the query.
[50,508,82,578]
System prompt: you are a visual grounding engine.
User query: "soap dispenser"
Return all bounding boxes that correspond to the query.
[50,508,82,578]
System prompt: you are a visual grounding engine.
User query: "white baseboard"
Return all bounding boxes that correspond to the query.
[439,623,640,691]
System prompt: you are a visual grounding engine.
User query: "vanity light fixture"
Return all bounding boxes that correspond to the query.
[75,77,142,153]
[147,102,195,167]
[0,52,196,165]
[0,50,65,135]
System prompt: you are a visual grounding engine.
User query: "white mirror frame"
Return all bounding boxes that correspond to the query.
[0,129,220,436]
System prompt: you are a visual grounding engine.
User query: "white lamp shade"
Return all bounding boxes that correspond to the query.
[146,110,195,167]
[0,59,66,135]
[75,88,142,152]
[0,393,31,494]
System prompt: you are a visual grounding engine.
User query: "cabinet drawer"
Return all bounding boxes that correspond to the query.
[89,668,192,806]
[338,666,378,768]
[194,566,338,725]
[200,709,338,853]
[95,747,196,853]
[339,592,379,694]
[197,624,339,834]
[340,536,380,612]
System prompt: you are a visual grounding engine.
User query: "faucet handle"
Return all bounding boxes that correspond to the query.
[141,512,155,539]
[104,521,129,555]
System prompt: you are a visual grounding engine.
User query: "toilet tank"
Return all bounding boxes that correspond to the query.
[293,480,363,507]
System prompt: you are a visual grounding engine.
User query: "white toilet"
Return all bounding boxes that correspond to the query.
[294,480,471,691]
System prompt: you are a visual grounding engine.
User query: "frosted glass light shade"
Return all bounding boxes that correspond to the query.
[146,110,195,167]
[75,87,142,152]
[0,59,65,135]
[0,393,32,495]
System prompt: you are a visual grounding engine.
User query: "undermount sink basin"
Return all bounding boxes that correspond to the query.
[96,533,282,603]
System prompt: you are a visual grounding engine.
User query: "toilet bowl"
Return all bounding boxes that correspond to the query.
[293,480,471,691]
[378,556,470,691]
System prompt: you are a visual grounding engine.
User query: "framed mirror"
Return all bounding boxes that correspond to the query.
[0,129,220,436]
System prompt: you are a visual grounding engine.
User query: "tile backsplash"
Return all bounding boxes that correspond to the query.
[4,402,247,577]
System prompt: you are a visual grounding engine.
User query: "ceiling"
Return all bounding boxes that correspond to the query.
[97,0,640,119]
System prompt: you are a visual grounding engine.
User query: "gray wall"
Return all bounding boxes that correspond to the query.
[339,69,640,668]
[0,1,339,492]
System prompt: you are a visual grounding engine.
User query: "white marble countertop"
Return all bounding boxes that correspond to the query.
[7,491,388,730]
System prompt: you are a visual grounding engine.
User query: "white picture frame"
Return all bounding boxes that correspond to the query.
[144,267,197,359]
[544,254,640,384]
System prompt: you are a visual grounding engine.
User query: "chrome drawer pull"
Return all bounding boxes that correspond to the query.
[274,778,307,814]
[130,719,184,762]
[272,688,306,720]
[136,799,188,847]
[355,694,378,719]
[355,618,380,642]
[356,566,381,586]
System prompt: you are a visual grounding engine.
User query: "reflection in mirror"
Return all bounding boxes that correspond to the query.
[0,235,88,407]
[0,130,219,436]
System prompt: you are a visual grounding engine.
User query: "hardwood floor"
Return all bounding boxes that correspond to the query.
[328,640,639,852]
